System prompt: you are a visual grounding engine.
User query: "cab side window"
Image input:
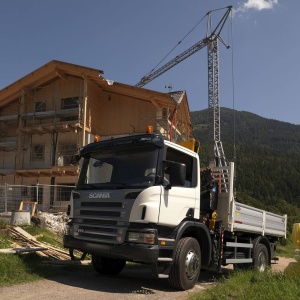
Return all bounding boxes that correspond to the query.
[165,147,196,188]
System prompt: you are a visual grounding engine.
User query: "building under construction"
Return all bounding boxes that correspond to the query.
[0,60,193,210]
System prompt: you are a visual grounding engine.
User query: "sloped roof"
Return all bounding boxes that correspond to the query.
[0,60,104,106]
[0,60,191,126]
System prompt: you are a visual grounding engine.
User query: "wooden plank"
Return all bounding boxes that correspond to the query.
[8,226,71,260]
[10,226,37,241]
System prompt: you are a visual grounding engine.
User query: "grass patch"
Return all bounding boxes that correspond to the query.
[0,219,9,229]
[190,271,300,300]
[0,253,62,288]
[0,235,12,249]
[0,249,93,288]
[277,242,296,258]
[0,225,85,288]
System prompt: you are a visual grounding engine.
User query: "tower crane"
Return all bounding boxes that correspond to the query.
[136,6,232,167]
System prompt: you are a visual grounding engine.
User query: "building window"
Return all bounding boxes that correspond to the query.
[61,97,79,121]
[58,143,77,166]
[61,97,79,110]
[57,184,75,202]
[34,101,46,112]
[32,144,44,161]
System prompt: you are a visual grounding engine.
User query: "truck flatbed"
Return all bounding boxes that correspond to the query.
[213,163,287,238]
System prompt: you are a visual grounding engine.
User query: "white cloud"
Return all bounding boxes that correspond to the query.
[234,0,278,14]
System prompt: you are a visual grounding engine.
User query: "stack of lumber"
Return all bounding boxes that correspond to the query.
[7,226,70,260]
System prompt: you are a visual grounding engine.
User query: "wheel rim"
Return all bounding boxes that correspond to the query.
[257,251,267,272]
[185,249,200,279]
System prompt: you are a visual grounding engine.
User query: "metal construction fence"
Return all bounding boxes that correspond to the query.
[0,184,75,214]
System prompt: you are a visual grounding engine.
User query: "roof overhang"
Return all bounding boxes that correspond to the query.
[0,60,104,106]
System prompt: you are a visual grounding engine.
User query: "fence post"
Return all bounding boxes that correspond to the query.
[37,184,39,202]
[4,183,7,213]
[36,184,39,215]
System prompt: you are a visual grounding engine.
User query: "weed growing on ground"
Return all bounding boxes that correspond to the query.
[189,270,300,300]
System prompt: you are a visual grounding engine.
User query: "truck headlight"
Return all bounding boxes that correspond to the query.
[126,230,156,245]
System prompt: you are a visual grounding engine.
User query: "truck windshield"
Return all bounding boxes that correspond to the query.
[77,147,160,189]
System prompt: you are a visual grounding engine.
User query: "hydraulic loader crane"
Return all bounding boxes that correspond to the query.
[136,6,232,167]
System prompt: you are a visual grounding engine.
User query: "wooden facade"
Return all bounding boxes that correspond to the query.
[0,60,193,189]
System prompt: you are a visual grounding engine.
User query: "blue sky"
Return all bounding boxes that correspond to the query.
[0,0,299,125]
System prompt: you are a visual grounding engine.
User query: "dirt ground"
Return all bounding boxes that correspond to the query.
[270,256,295,272]
[0,257,296,300]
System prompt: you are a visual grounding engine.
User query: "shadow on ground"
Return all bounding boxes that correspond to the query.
[47,263,231,295]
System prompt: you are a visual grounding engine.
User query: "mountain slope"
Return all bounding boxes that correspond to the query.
[191,108,300,213]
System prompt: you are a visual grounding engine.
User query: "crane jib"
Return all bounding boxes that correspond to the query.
[135,6,232,88]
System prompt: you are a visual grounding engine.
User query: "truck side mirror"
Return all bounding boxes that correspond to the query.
[164,161,186,190]
[70,154,81,166]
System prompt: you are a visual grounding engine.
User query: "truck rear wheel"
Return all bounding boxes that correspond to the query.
[92,255,126,275]
[253,244,269,272]
[168,237,201,290]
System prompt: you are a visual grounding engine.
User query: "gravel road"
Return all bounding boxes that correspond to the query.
[0,257,295,300]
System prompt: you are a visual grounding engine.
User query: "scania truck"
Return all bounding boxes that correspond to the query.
[63,132,287,290]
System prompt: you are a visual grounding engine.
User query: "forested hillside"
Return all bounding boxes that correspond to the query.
[191,108,300,232]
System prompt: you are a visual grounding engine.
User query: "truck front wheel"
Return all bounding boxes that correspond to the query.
[168,237,201,290]
[92,255,126,275]
[253,244,269,272]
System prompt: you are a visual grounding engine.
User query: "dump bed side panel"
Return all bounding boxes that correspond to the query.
[264,211,287,237]
[232,202,263,232]
[231,202,286,237]
[214,163,287,238]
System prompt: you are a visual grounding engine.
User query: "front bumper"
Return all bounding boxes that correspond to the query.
[63,234,159,263]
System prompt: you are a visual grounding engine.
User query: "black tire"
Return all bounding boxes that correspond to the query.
[253,244,269,272]
[168,237,201,290]
[92,255,126,275]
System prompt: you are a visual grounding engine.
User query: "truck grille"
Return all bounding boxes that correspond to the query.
[72,194,134,244]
